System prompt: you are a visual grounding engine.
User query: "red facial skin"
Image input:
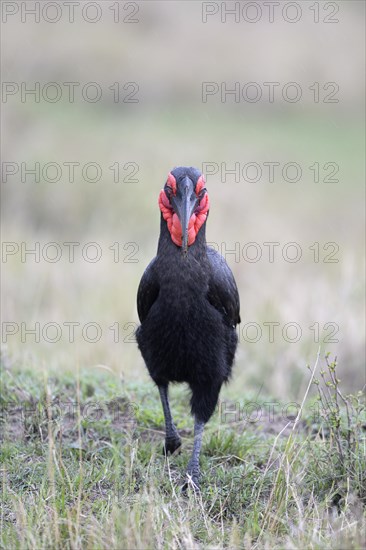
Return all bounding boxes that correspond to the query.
[158,173,210,248]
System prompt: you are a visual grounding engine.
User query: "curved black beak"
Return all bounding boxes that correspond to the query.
[171,176,198,256]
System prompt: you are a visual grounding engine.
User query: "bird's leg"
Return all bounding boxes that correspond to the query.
[185,417,205,489]
[158,385,181,455]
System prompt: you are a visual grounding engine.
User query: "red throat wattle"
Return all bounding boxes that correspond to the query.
[158,174,210,248]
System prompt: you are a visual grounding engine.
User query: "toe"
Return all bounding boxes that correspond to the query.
[182,475,200,493]
[163,437,182,455]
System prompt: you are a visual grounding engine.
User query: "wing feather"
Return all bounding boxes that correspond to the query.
[137,258,160,323]
[206,247,241,327]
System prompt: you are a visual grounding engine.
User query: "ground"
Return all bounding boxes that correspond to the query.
[1,353,365,550]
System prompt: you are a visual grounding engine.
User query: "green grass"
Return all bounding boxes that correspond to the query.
[1,353,365,549]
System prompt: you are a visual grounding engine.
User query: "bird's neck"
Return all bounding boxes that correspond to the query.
[157,215,208,260]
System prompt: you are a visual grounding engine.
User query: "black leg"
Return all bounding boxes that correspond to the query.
[158,385,181,455]
[185,417,205,489]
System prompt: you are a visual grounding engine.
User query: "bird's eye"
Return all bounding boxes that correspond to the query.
[166,173,177,196]
[198,187,207,200]
[165,184,173,198]
[195,175,206,196]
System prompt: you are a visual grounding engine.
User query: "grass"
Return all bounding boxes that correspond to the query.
[1,351,365,549]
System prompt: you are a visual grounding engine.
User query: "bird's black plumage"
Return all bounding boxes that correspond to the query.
[136,166,240,486]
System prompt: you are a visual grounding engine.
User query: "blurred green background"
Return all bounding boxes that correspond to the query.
[2,1,365,400]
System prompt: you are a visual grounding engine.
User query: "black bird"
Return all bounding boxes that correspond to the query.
[136,166,240,487]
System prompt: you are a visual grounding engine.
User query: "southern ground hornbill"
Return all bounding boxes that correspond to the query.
[136,166,240,488]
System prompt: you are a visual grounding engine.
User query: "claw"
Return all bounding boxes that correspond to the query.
[163,437,182,456]
[182,473,201,493]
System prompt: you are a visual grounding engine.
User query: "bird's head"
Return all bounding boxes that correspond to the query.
[158,167,210,255]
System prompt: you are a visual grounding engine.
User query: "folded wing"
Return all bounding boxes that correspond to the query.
[206,247,241,327]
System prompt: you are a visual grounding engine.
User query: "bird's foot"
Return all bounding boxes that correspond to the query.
[182,464,200,493]
[163,435,182,456]
[182,472,200,493]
